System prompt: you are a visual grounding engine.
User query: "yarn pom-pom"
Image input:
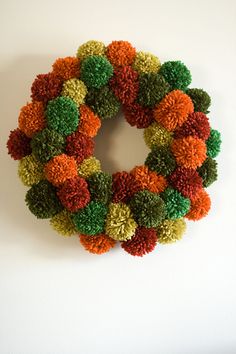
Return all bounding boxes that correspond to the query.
[57,176,90,212]
[159,61,191,91]
[106,41,136,67]
[52,57,80,81]
[145,146,176,177]
[73,201,107,235]
[76,40,105,60]
[153,90,194,131]
[130,190,166,228]
[66,131,94,164]
[174,112,210,141]
[80,55,113,89]
[206,128,222,158]
[87,172,112,204]
[144,122,173,149]
[18,101,46,138]
[123,102,153,128]
[78,105,101,138]
[131,165,167,193]
[61,78,87,106]
[31,73,63,104]
[161,187,190,219]
[157,218,186,244]
[80,233,116,255]
[133,52,161,74]
[7,128,31,160]
[112,171,140,203]
[198,157,218,187]
[44,154,77,187]
[25,180,62,219]
[86,86,120,119]
[77,157,101,179]
[121,227,157,257]
[18,154,44,186]
[169,167,203,199]
[105,203,137,241]
[186,88,211,114]
[186,189,211,221]
[50,209,77,236]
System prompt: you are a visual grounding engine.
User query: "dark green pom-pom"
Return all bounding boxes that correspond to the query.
[161,187,190,219]
[130,190,166,228]
[159,61,192,91]
[31,128,65,163]
[80,55,113,89]
[87,172,112,204]
[46,96,79,136]
[206,128,222,158]
[198,157,218,187]
[145,146,176,176]
[186,88,211,113]
[72,201,107,235]
[25,180,63,219]
[86,86,120,119]
[137,73,170,108]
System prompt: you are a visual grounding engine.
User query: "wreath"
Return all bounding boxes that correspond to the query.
[7,40,221,257]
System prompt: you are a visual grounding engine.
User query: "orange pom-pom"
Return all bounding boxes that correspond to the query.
[131,165,167,193]
[79,233,116,254]
[106,41,136,67]
[171,136,207,169]
[78,105,101,138]
[18,102,46,137]
[52,57,80,80]
[153,90,194,131]
[185,189,211,221]
[44,154,77,186]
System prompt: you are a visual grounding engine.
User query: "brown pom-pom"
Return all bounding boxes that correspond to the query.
[7,128,31,160]
[174,112,210,140]
[31,73,63,104]
[123,102,154,128]
[169,167,203,199]
[121,227,157,256]
[112,171,140,203]
[66,131,95,164]
[109,66,139,104]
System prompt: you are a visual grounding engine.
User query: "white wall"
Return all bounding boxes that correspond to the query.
[0,0,236,353]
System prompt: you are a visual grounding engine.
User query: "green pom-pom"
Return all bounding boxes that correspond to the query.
[206,128,222,158]
[161,187,190,219]
[73,201,107,235]
[31,128,65,163]
[80,55,113,89]
[25,180,63,219]
[137,73,170,108]
[130,190,166,228]
[145,146,176,176]
[86,86,120,119]
[46,96,79,136]
[159,61,191,91]
[87,172,112,204]
[198,157,218,187]
[186,88,211,113]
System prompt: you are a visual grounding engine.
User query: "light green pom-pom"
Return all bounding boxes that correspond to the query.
[61,78,87,106]
[157,218,186,244]
[50,209,77,236]
[144,122,173,149]
[18,154,44,186]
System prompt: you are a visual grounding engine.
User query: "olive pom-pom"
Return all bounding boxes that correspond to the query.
[198,157,218,187]
[130,190,166,228]
[50,209,77,236]
[80,55,113,89]
[31,73,63,104]
[18,154,44,186]
[79,233,116,254]
[206,128,222,158]
[73,201,107,235]
[157,218,186,244]
[145,146,176,177]
[87,172,112,204]
[159,61,191,91]
[161,187,190,219]
[86,86,120,119]
[25,180,63,219]
[31,128,65,163]
[186,88,211,113]
[7,128,31,160]
[121,227,157,257]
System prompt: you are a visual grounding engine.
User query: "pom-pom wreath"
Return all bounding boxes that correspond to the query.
[185,189,211,221]
[130,190,166,228]
[46,96,79,136]
[18,101,46,138]
[161,187,190,219]
[145,146,176,176]
[7,128,31,160]
[171,136,207,169]
[50,209,77,236]
[31,73,63,104]
[80,55,113,89]
[73,201,107,235]
[18,154,44,186]
[121,227,157,257]
[154,90,194,131]
[133,52,161,74]
[79,233,116,255]
[159,61,191,91]
[206,128,222,158]
[31,128,65,163]
[186,88,211,114]
[157,218,186,244]
[86,86,120,119]
[57,176,90,212]
[198,157,218,187]
[137,73,170,108]
[7,40,221,256]
[106,41,136,67]
[105,203,137,241]
[25,180,62,219]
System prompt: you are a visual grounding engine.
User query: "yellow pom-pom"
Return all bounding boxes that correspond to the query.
[77,157,101,179]
[105,203,137,241]
[50,209,76,236]
[77,40,106,60]
[18,154,44,186]
[157,218,186,244]
[61,78,87,106]
[143,122,173,149]
[133,52,161,74]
